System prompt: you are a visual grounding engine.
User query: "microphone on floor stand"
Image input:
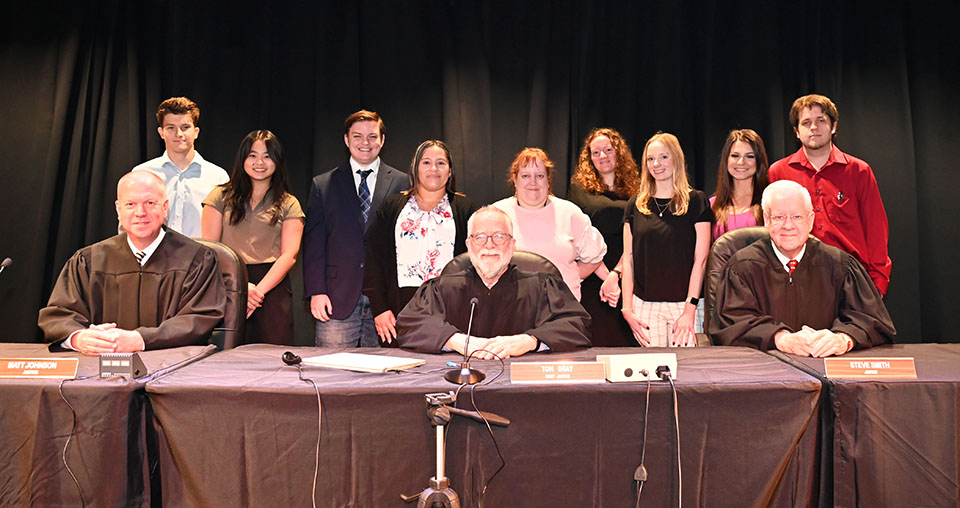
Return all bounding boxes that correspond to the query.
[444,297,485,385]
[0,257,11,275]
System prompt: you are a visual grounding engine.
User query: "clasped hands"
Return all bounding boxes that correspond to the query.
[444,332,538,360]
[72,323,145,355]
[775,326,853,357]
[599,271,621,306]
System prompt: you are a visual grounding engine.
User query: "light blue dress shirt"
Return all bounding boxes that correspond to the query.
[131,151,229,238]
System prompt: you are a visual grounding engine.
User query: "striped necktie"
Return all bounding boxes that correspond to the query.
[358,169,373,222]
[134,250,145,264]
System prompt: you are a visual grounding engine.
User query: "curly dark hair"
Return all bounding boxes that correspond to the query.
[572,127,641,198]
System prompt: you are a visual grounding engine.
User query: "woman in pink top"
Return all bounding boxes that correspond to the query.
[492,148,606,301]
[710,129,770,240]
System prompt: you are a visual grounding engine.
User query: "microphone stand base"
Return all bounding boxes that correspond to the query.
[444,367,485,385]
[416,477,460,508]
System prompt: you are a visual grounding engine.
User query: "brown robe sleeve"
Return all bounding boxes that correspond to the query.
[395,278,461,353]
[831,254,896,349]
[137,245,225,349]
[709,258,787,351]
[38,250,95,341]
[525,273,592,351]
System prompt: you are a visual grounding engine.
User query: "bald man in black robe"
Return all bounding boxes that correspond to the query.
[39,171,225,354]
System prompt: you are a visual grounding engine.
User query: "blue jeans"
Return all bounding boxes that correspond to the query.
[314,294,379,348]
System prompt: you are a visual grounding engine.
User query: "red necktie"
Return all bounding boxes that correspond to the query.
[787,259,798,275]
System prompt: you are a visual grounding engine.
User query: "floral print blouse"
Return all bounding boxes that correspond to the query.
[395,194,456,287]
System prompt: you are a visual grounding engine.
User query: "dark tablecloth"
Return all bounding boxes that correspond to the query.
[146,345,821,507]
[0,343,216,508]
[771,343,960,508]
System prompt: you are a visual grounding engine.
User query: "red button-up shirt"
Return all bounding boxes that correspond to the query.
[769,145,891,294]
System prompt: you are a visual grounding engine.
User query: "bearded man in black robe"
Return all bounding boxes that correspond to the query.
[396,206,591,359]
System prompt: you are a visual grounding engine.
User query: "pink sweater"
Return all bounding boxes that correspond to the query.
[492,197,606,300]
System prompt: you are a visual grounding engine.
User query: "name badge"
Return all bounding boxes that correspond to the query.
[0,358,79,379]
[510,361,606,384]
[824,357,917,379]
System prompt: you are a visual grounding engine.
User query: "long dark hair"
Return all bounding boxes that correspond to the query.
[223,129,290,226]
[711,129,769,229]
[408,140,456,195]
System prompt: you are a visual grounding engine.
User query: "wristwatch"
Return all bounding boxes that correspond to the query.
[688,297,699,306]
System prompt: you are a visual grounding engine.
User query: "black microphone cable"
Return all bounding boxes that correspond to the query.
[455,348,506,508]
[635,371,651,508]
[58,374,98,508]
[283,352,322,508]
[656,365,682,508]
[668,374,682,508]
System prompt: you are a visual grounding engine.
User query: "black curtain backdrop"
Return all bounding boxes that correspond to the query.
[2,1,957,344]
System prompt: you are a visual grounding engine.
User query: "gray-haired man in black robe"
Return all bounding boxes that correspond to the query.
[709,180,894,356]
[396,206,591,359]
[39,171,225,354]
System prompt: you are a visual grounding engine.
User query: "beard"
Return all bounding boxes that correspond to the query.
[470,250,510,281]
[801,135,831,151]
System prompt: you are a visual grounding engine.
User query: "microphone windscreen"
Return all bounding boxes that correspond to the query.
[282,351,302,366]
[1,258,11,268]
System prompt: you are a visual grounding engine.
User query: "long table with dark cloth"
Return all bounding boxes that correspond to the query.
[0,343,216,508]
[770,343,960,508]
[145,344,822,507]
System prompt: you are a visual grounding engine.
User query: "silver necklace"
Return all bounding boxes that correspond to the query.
[653,197,670,217]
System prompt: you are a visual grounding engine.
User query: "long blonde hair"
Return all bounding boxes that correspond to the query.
[635,132,692,216]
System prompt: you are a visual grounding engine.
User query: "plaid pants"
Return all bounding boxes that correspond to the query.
[630,296,704,346]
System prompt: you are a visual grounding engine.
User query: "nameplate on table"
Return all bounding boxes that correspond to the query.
[510,361,606,384]
[824,357,917,379]
[0,358,79,379]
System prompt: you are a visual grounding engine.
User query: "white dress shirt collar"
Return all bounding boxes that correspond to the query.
[350,157,381,195]
[127,228,166,265]
[770,240,806,273]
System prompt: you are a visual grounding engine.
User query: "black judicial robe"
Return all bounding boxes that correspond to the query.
[396,264,592,353]
[39,230,226,350]
[709,237,895,351]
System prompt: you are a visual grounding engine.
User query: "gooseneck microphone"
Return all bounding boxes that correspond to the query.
[444,297,485,384]
[0,257,11,275]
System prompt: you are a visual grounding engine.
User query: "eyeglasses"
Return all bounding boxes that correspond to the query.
[468,232,512,246]
[768,214,809,225]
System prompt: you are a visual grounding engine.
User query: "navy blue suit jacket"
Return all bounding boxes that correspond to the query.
[302,161,409,320]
